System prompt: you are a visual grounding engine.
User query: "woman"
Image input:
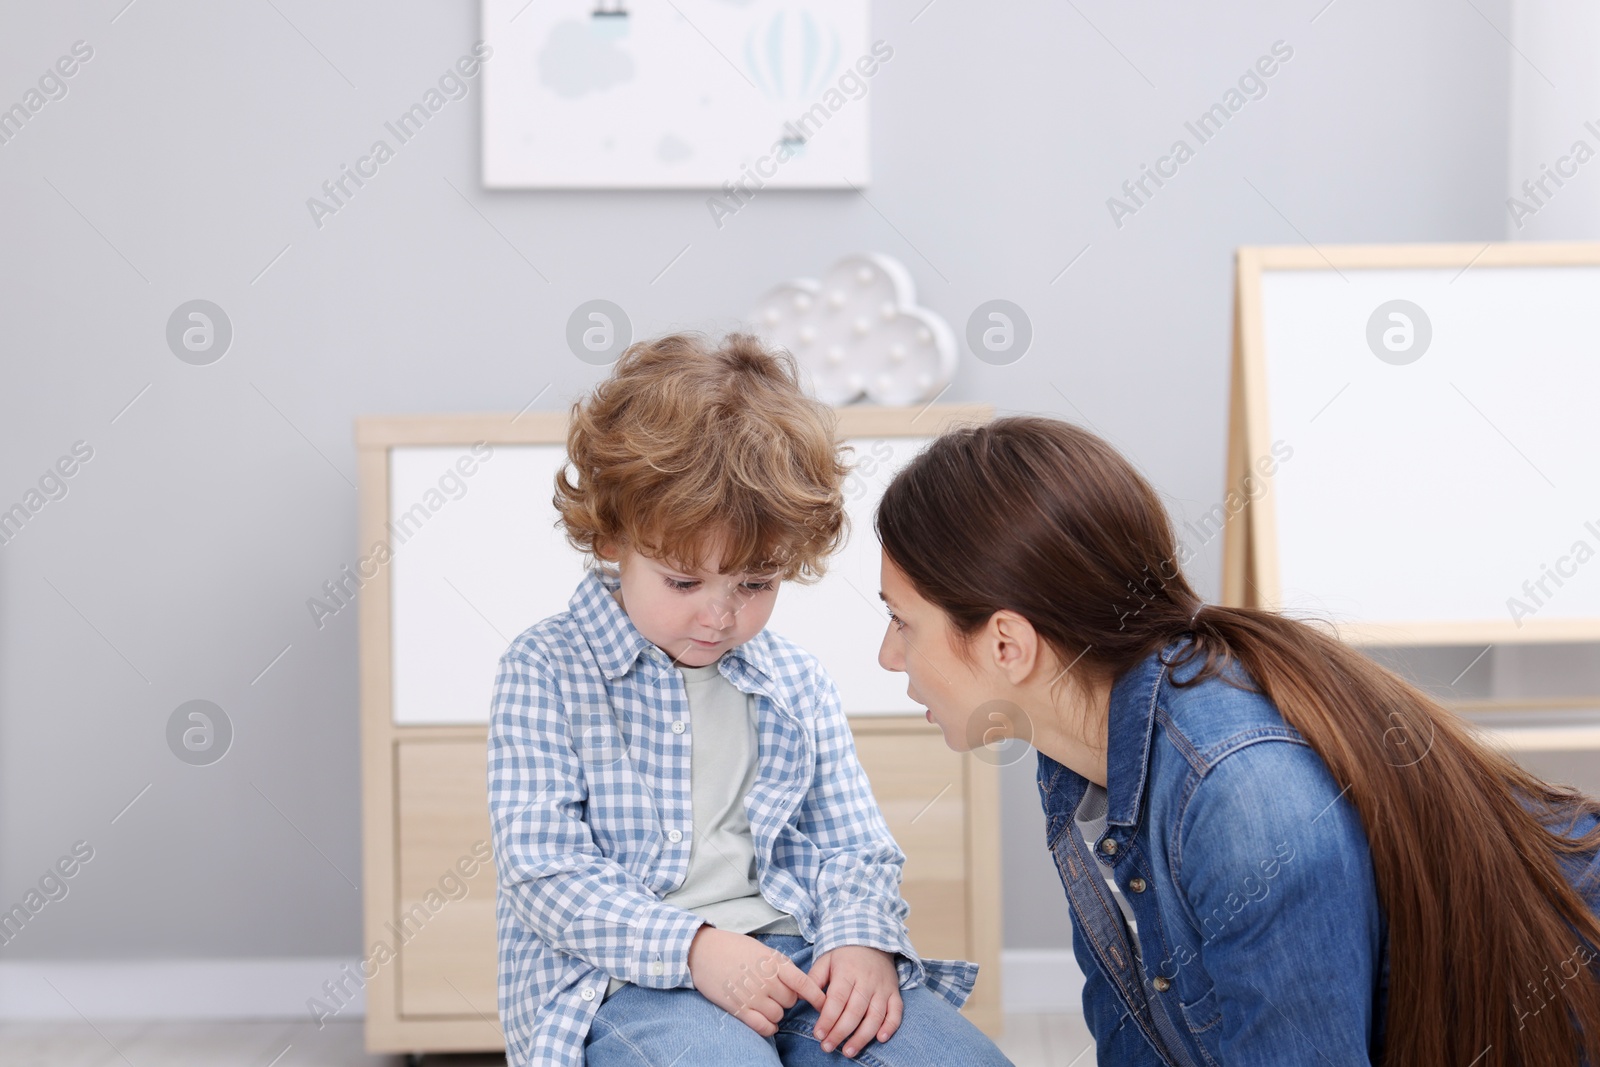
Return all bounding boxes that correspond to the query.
[871,414,1600,1066]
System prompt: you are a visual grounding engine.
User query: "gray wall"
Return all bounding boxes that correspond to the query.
[0,0,1540,964]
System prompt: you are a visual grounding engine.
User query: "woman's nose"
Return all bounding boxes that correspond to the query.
[877,627,901,672]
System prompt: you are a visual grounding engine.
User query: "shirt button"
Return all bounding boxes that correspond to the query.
[1128,877,1147,893]
[1152,976,1171,992]
[650,962,664,975]
[672,721,686,734]
[581,987,596,1001]
[667,829,683,842]
[1099,838,1118,856]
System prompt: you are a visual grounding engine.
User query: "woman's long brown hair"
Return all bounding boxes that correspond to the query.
[874,414,1600,1065]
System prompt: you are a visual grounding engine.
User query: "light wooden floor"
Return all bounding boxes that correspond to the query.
[0,1014,1095,1066]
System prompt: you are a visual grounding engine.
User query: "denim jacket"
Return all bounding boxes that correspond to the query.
[1040,638,1600,1066]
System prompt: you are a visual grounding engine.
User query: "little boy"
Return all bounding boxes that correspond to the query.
[487,333,1011,1066]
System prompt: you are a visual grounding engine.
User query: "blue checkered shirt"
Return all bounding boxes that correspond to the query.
[487,566,980,1067]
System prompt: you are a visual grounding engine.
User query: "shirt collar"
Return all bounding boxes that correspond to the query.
[1036,638,1199,840]
[569,566,780,685]
[1101,640,1181,830]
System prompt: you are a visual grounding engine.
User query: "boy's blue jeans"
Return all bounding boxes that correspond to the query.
[583,933,1015,1066]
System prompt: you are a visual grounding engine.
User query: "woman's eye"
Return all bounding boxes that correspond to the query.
[886,609,905,629]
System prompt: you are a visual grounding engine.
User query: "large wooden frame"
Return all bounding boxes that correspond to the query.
[356,404,1004,1056]
[1224,242,1600,723]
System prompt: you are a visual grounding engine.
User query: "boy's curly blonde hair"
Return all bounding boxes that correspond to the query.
[554,332,851,584]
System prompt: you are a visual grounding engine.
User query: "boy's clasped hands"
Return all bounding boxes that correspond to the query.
[687,924,904,1059]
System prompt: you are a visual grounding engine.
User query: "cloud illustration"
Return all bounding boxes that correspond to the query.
[746,253,956,406]
[656,134,693,163]
[538,20,634,99]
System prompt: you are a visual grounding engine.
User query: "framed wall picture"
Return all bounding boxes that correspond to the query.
[481,0,876,189]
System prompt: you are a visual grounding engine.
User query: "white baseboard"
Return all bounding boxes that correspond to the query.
[0,958,362,1020]
[1001,948,1084,1014]
[0,950,1082,1020]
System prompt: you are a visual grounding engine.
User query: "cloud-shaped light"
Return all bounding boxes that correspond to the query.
[747,253,956,406]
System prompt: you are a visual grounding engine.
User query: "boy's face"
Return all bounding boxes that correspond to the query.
[605,534,781,667]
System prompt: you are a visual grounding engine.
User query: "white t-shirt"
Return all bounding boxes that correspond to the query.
[1075,782,1143,963]
[603,657,801,1000]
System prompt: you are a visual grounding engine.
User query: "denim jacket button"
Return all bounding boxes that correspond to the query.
[1152,976,1171,992]
[1128,877,1147,893]
[1099,838,1118,856]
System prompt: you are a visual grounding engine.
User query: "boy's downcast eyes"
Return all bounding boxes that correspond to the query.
[661,576,775,593]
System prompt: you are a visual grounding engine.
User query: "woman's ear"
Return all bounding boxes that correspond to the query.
[987,609,1040,684]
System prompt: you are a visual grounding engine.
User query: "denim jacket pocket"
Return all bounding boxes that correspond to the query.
[1178,984,1221,1034]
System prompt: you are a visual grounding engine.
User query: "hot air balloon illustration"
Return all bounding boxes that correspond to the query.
[742,8,843,101]
[590,0,629,40]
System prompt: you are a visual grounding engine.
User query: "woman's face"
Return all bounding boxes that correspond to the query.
[877,547,998,749]
[605,534,780,667]
[877,551,1114,780]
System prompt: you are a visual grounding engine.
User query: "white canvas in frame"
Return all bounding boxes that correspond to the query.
[481,0,872,189]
